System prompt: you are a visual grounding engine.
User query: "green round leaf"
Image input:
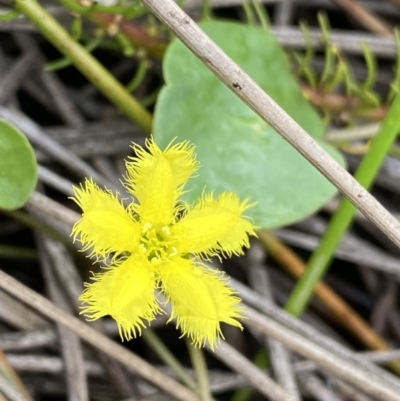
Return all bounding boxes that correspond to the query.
[154,20,345,229]
[0,119,37,210]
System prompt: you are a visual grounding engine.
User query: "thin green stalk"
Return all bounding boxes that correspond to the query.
[388,30,400,101]
[45,33,105,72]
[54,0,88,15]
[1,210,69,246]
[126,59,149,92]
[94,3,147,16]
[70,15,82,41]
[285,91,400,317]
[185,339,213,401]
[56,0,147,18]
[0,8,20,21]
[242,2,256,26]
[141,87,161,107]
[0,245,37,260]
[297,22,317,88]
[115,32,136,56]
[142,330,197,391]
[318,13,336,87]
[250,0,269,31]
[390,144,400,158]
[15,0,152,133]
[361,43,377,92]
[202,0,213,21]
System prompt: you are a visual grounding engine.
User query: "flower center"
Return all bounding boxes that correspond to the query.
[140,222,178,263]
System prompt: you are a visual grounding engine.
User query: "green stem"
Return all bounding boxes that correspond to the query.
[56,0,147,18]
[115,32,136,56]
[201,0,213,21]
[390,144,400,158]
[186,339,213,401]
[0,245,37,260]
[2,210,69,246]
[142,330,197,391]
[54,0,88,15]
[251,0,270,31]
[242,2,256,26]
[285,91,400,317]
[141,87,161,107]
[0,8,20,21]
[126,58,149,92]
[15,0,152,133]
[45,33,105,72]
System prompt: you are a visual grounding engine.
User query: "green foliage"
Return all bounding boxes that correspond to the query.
[388,30,400,102]
[57,0,147,18]
[0,119,38,210]
[45,33,105,71]
[154,20,345,229]
[44,0,148,71]
[292,13,396,122]
[0,8,20,21]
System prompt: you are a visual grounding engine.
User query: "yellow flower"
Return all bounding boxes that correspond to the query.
[71,139,257,348]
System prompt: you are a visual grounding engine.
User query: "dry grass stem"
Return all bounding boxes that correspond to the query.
[247,244,301,401]
[0,107,110,188]
[231,279,400,392]
[332,0,393,35]
[245,306,400,401]
[0,271,201,401]
[37,234,89,401]
[210,341,298,401]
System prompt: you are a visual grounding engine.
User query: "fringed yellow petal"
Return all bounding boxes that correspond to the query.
[125,138,199,226]
[174,192,257,257]
[80,255,161,340]
[159,258,243,349]
[72,140,255,347]
[71,178,140,258]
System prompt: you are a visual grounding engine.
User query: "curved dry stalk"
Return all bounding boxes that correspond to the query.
[0,373,29,401]
[256,230,397,351]
[231,279,400,392]
[209,341,298,401]
[37,235,89,401]
[245,306,400,401]
[247,245,300,401]
[0,349,33,401]
[186,340,213,401]
[0,107,111,189]
[332,0,393,36]
[0,271,200,401]
[0,329,57,352]
[140,0,400,249]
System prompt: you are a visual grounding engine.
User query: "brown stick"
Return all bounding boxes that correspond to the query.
[257,231,400,361]
[332,0,393,36]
